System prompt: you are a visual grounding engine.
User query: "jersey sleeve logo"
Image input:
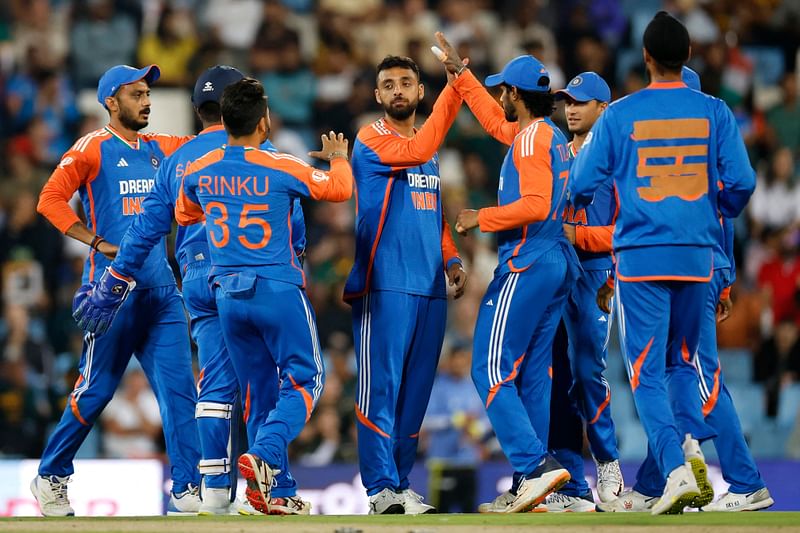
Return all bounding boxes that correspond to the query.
[58,156,74,168]
[312,170,330,183]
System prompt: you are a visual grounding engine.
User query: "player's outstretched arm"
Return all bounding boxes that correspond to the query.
[112,163,177,278]
[569,112,615,208]
[359,88,462,170]
[435,32,518,146]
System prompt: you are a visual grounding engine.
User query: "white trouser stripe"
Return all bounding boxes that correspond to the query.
[195,402,233,419]
[488,273,519,388]
[74,332,95,401]
[300,293,324,403]
[364,294,372,416]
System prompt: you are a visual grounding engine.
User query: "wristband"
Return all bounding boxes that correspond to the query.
[90,235,105,251]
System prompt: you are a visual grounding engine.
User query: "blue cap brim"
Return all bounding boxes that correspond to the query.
[554,87,595,102]
[485,73,504,87]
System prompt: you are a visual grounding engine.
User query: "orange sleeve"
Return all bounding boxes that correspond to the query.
[441,211,461,269]
[575,224,614,253]
[144,133,194,157]
[244,150,353,202]
[174,175,204,226]
[359,85,462,169]
[451,69,518,145]
[720,286,731,300]
[37,144,101,233]
[477,123,552,232]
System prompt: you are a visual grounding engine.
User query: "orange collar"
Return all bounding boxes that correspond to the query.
[647,81,687,90]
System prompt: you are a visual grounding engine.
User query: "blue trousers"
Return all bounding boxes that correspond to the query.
[551,269,618,496]
[39,285,200,493]
[615,278,714,481]
[472,248,574,478]
[214,274,324,470]
[352,291,446,496]
[633,270,764,496]
[183,259,297,496]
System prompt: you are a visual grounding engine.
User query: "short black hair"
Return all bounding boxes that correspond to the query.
[643,11,690,72]
[503,84,555,118]
[376,55,421,83]
[197,101,221,124]
[220,78,267,138]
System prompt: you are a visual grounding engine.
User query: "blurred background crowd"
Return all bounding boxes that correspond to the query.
[1,0,800,486]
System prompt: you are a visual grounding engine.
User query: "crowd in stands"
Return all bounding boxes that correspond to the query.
[1,0,799,465]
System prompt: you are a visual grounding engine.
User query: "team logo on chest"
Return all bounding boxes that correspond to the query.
[151,156,160,168]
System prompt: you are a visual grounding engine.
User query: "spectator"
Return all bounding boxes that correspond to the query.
[70,0,138,88]
[767,72,800,154]
[755,319,800,417]
[756,227,800,329]
[137,6,198,87]
[100,367,163,459]
[423,344,492,512]
[749,147,799,234]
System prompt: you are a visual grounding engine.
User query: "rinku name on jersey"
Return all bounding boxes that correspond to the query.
[198,175,270,197]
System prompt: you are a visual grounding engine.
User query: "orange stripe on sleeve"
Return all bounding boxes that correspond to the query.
[175,176,204,226]
[477,123,552,232]
[358,85,462,169]
[441,211,460,268]
[575,224,614,253]
[720,286,731,300]
[451,69,518,145]
[244,150,353,202]
[37,141,102,234]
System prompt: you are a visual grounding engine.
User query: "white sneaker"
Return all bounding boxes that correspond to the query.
[268,496,312,515]
[238,453,278,515]
[506,456,571,513]
[478,491,515,513]
[198,487,231,516]
[30,475,74,517]
[596,489,657,512]
[650,463,700,515]
[596,460,624,503]
[368,488,405,514]
[682,434,713,508]
[233,496,263,515]
[401,488,435,514]
[701,488,774,512]
[168,483,201,515]
[532,492,596,513]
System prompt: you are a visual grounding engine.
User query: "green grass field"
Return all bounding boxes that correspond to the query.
[3,513,799,533]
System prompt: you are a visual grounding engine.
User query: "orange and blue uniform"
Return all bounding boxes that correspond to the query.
[110,126,306,497]
[551,138,619,498]
[344,84,462,496]
[36,125,201,493]
[175,144,352,471]
[569,79,755,481]
[451,68,580,480]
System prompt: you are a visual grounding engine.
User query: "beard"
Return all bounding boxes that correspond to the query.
[503,100,518,122]
[384,98,418,121]
[118,105,149,131]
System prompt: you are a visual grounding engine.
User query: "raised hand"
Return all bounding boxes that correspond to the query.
[434,32,468,75]
[308,131,349,161]
[73,267,136,335]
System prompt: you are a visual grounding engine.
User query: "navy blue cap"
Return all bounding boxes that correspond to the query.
[192,65,246,107]
[485,55,550,92]
[682,66,701,91]
[97,64,160,108]
[554,72,611,103]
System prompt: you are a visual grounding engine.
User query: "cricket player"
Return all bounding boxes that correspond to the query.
[538,71,621,512]
[174,78,352,514]
[569,12,755,515]
[34,64,201,516]
[73,66,310,515]
[343,55,466,515]
[435,33,580,513]
[597,66,772,513]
